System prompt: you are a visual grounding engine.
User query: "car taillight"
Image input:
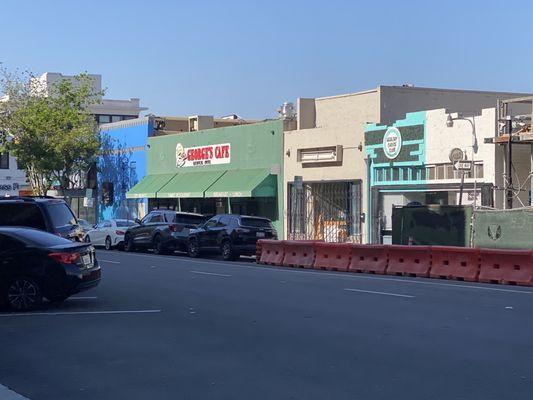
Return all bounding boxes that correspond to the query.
[48,252,81,264]
[169,224,178,232]
[116,230,125,235]
[236,228,251,233]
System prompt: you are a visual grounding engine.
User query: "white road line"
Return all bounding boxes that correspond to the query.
[0,309,162,317]
[344,288,415,298]
[69,296,98,300]
[190,270,231,277]
[98,259,121,264]
[97,250,533,295]
[0,384,30,400]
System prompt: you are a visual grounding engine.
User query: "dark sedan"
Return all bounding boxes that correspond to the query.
[0,227,101,311]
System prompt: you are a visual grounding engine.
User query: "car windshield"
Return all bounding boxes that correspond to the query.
[116,220,135,227]
[17,228,72,247]
[46,203,77,228]
[78,219,91,228]
[240,217,272,228]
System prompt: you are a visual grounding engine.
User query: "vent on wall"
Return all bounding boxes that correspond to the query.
[297,145,343,164]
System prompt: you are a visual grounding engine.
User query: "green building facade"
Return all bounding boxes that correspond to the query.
[127,120,284,235]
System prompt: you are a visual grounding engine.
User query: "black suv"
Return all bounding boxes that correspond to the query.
[188,214,277,261]
[123,210,208,255]
[0,197,83,241]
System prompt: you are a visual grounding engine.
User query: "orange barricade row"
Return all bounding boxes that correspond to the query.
[387,245,431,277]
[348,244,389,274]
[282,241,317,268]
[313,242,351,272]
[258,240,285,265]
[479,248,533,286]
[430,246,480,282]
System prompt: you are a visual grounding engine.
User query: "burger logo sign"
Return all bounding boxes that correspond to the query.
[175,142,231,168]
[383,127,402,160]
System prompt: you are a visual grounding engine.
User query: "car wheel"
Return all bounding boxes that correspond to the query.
[152,235,166,255]
[45,293,70,303]
[105,236,113,251]
[188,239,199,258]
[124,235,135,252]
[84,235,91,243]
[6,277,42,311]
[221,240,236,261]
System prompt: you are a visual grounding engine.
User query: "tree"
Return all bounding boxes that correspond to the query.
[0,68,104,196]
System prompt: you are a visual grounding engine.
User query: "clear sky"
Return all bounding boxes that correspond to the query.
[1,0,532,119]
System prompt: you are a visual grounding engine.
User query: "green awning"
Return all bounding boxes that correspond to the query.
[156,170,226,198]
[126,173,176,199]
[204,168,276,198]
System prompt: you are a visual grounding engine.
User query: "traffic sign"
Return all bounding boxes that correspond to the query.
[449,148,464,163]
[453,161,472,171]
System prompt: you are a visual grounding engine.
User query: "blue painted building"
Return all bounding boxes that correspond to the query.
[97,117,153,222]
[365,111,427,244]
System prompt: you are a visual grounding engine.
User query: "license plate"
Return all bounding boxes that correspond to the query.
[256,232,265,238]
[82,254,93,267]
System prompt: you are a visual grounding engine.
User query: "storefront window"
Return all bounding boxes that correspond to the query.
[230,197,277,221]
[475,163,484,179]
[427,166,435,180]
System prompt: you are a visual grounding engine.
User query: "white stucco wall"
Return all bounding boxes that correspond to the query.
[0,154,28,196]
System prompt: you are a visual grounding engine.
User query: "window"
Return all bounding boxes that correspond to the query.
[111,116,122,123]
[0,152,9,169]
[218,216,231,226]
[116,220,135,227]
[174,214,207,225]
[103,221,112,228]
[427,166,435,180]
[0,203,47,230]
[98,115,111,124]
[46,203,77,229]
[204,218,218,228]
[240,217,272,228]
[436,165,445,180]
[102,182,114,205]
[475,164,484,179]
[445,164,454,179]
[150,214,164,223]
[141,213,153,224]
[20,230,71,247]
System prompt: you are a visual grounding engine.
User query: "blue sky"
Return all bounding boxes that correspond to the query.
[1,0,532,119]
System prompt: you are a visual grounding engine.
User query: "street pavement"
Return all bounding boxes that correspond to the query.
[1,250,533,399]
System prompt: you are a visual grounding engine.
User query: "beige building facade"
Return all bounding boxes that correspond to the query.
[284,85,533,243]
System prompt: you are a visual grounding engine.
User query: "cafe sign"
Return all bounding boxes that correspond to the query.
[176,142,231,168]
[383,127,402,160]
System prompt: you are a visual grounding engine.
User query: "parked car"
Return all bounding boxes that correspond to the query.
[84,219,136,250]
[187,214,277,261]
[123,210,208,255]
[0,197,84,241]
[0,227,101,311]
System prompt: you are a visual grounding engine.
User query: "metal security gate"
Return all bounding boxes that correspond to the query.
[288,181,362,243]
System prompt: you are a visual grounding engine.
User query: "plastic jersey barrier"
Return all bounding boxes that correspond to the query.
[387,245,431,277]
[258,239,285,265]
[479,248,533,286]
[430,246,480,281]
[282,241,317,268]
[313,242,351,272]
[348,244,389,274]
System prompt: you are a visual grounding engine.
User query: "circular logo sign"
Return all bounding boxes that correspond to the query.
[449,147,464,163]
[383,127,402,160]
[175,143,186,167]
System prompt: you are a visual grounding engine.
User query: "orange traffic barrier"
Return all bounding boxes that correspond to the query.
[313,242,351,272]
[255,240,263,259]
[479,248,533,286]
[258,239,285,265]
[348,244,388,274]
[430,246,480,281]
[387,245,431,277]
[282,241,317,268]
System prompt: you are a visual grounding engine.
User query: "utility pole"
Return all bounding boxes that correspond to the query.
[505,116,513,209]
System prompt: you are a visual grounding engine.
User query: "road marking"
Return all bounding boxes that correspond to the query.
[0,309,162,317]
[0,384,30,400]
[190,270,231,277]
[69,296,98,300]
[98,259,121,264]
[344,288,415,298]
[96,250,533,295]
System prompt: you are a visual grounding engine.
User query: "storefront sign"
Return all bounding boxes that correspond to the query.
[382,127,402,160]
[175,143,231,168]
[0,182,19,191]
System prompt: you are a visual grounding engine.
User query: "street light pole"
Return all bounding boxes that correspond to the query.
[446,114,478,206]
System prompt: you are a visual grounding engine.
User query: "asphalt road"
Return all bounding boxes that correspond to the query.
[2,250,533,400]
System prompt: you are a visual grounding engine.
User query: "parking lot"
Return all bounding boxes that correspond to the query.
[2,250,533,399]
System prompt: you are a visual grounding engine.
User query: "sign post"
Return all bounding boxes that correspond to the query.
[453,160,472,205]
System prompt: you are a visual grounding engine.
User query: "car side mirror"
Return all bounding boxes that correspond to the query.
[93,225,97,229]
[135,218,142,225]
